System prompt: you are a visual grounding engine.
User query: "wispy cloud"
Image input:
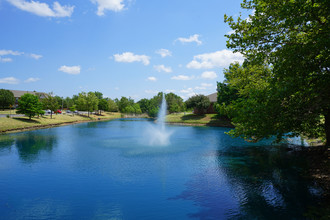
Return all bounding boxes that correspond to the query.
[176,34,202,45]
[0,77,19,84]
[24,77,40,83]
[91,0,125,16]
[187,49,244,69]
[58,65,81,74]
[29,53,42,60]
[0,49,23,56]
[0,57,13,62]
[154,65,172,73]
[7,0,74,17]
[201,83,213,87]
[147,76,157,81]
[155,49,172,58]
[171,75,194,80]
[113,52,150,65]
[145,89,158,95]
[201,71,217,80]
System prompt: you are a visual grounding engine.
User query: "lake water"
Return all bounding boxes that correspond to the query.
[0,119,324,219]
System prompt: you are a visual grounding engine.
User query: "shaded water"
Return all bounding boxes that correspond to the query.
[0,119,323,219]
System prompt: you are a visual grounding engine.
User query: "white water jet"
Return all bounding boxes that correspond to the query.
[145,93,173,146]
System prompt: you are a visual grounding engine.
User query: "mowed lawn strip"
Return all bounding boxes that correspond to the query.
[0,112,122,132]
[166,113,233,127]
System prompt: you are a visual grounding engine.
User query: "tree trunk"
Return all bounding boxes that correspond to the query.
[88,110,90,117]
[51,111,53,119]
[325,109,330,147]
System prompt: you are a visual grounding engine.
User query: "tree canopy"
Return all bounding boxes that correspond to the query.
[16,93,43,120]
[185,94,210,115]
[0,89,15,110]
[224,0,330,145]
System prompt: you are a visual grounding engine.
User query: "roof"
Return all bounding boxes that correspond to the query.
[10,90,48,98]
[207,92,217,103]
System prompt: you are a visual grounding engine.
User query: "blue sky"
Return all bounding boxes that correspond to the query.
[0,0,250,100]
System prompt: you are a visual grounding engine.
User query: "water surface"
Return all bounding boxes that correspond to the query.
[0,119,323,219]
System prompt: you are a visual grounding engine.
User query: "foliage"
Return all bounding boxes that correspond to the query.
[69,105,76,116]
[0,89,15,110]
[98,99,109,112]
[116,97,135,113]
[42,92,59,119]
[108,99,118,112]
[77,92,98,117]
[16,93,43,120]
[94,91,103,100]
[224,0,330,145]
[166,92,185,113]
[185,95,210,115]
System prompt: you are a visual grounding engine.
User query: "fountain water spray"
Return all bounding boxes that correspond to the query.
[145,93,172,146]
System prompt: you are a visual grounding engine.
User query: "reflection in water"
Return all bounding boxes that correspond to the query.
[173,145,323,220]
[15,133,57,163]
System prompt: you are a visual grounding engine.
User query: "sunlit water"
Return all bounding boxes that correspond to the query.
[0,119,324,219]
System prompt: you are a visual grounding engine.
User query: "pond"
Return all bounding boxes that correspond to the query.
[0,119,324,219]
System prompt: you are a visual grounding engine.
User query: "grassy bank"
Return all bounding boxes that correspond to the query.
[166,113,233,127]
[0,112,122,133]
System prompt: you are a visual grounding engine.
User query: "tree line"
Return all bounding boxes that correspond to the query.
[0,89,213,119]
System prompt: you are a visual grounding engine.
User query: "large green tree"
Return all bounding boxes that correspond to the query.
[224,0,330,145]
[17,93,43,120]
[0,89,15,110]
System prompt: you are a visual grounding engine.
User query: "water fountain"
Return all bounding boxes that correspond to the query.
[146,93,173,146]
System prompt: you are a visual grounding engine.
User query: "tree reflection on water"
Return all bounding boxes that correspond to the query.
[173,145,323,220]
[15,133,57,163]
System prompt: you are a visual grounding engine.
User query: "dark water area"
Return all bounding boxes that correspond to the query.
[0,119,324,219]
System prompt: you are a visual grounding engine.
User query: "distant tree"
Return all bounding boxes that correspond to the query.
[117,97,134,113]
[166,92,185,113]
[0,89,15,111]
[64,97,74,108]
[54,96,63,110]
[108,99,118,112]
[16,93,43,120]
[77,92,99,117]
[138,98,151,113]
[98,99,109,113]
[185,95,210,115]
[42,92,59,119]
[69,105,76,116]
[94,91,103,100]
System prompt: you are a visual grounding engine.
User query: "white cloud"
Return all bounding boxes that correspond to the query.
[187,49,244,69]
[7,0,74,17]
[176,34,202,45]
[0,57,13,62]
[0,77,19,84]
[58,65,81,74]
[195,86,206,90]
[226,30,235,35]
[154,65,172,73]
[0,49,23,56]
[29,53,42,60]
[201,71,217,80]
[145,90,158,94]
[201,83,213,87]
[113,52,150,65]
[179,87,196,98]
[165,89,175,93]
[155,49,171,58]
[91,0,125,16]
[24,77,40,83]
[171,75,194,80]
[147,76,157,81]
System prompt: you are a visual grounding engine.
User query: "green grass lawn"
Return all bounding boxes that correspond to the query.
[0,112,122,132]
[0,109,17,115]
[166,113,233,127]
